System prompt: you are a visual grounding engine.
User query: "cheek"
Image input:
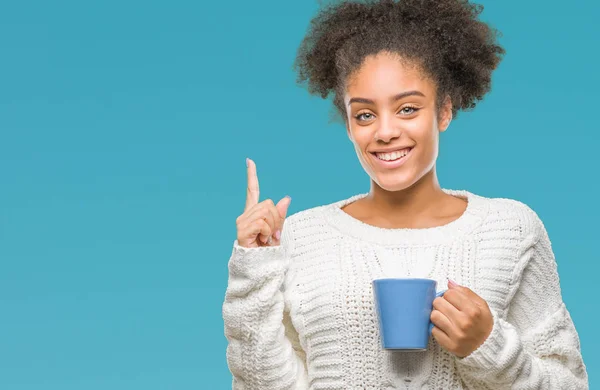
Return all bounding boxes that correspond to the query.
[350,129,372,149]
[414,138,437,163]
[406,126,439,162]
[407,118,437,146]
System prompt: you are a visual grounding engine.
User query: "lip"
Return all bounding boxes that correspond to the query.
[370,147,413,169]
[371,146,413,153]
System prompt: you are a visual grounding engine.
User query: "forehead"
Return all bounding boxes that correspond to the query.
[345,53,434,100]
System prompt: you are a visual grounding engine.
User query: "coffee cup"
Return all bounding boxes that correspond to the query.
[372,278,447,350]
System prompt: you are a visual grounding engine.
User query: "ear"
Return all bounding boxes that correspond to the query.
[438,96,453,133]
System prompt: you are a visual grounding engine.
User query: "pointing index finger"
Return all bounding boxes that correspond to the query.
[245,158,259,211]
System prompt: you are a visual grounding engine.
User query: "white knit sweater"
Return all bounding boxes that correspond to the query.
[222,189,589,389]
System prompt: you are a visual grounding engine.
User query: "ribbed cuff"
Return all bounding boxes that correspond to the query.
[228,240,289,281]
[232,239,287,255]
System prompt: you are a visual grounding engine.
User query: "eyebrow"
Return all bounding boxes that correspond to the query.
[347,90,426,106]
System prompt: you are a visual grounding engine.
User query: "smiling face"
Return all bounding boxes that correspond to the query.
[344,51,453,193]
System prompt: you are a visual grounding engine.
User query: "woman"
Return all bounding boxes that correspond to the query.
[222,0,589,388]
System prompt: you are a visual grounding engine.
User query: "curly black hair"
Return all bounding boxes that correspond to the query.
[293,0,505,123]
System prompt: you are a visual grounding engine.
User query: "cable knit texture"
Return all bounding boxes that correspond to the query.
[222,189,588,389]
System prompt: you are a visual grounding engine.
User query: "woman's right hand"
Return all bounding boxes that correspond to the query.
[236,158,292,248]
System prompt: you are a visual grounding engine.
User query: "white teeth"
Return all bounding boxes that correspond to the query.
[375,148,410,161]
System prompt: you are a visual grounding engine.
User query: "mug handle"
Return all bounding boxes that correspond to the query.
[428,289,448,336]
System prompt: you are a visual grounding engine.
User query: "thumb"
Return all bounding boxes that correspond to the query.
[457,285,487,308]
[448,280,487,308]
[276,196,292,220]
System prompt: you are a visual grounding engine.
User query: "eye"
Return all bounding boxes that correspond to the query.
[355,112,375,122]
[399,106,420,115]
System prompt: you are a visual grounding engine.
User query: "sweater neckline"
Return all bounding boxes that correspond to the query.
[324,189,489,246]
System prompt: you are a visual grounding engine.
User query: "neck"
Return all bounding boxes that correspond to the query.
[365,168,448,220]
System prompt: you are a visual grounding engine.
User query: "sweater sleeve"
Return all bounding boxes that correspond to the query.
[455,208,589,389]
[222,218,309,390]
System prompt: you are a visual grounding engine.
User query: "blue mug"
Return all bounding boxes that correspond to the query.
[372,278,447,350]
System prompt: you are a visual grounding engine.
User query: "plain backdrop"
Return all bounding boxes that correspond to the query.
[0,0,598,388]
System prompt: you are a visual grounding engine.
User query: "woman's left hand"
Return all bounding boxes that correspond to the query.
[430,280,494,358]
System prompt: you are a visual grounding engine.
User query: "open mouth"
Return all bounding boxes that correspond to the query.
[371,147,412,161]
[370,147,413,168]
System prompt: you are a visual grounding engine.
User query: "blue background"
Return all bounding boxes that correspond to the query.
[0,0,597,388]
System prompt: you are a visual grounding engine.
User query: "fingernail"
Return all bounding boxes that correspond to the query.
[275,230,281,240]
[246,158,249,167]
[448,279,459,288]
[285,195,292,202]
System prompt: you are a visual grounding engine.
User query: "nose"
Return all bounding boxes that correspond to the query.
[374,113,402,142]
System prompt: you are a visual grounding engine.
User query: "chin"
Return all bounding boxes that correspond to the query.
[373,177,417,192]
